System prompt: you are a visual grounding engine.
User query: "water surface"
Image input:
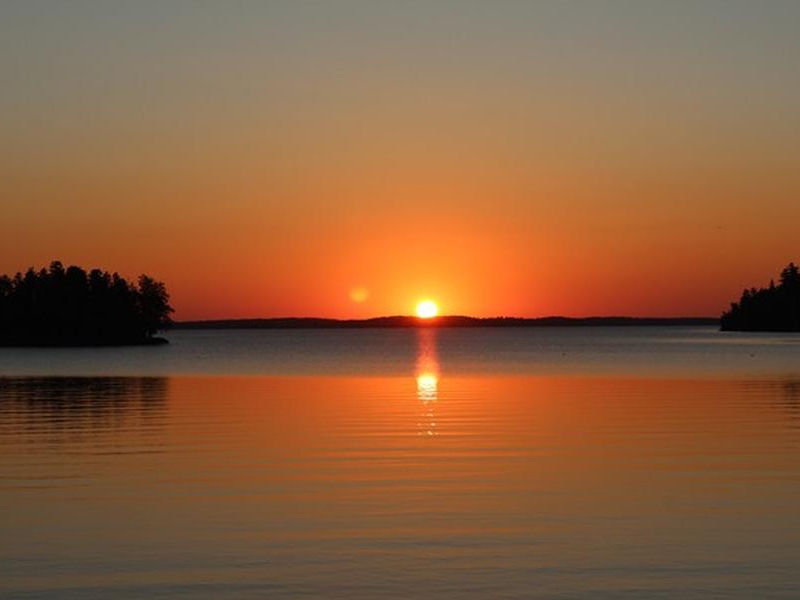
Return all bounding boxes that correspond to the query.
[2,327,800,598]
[1,326,799,378]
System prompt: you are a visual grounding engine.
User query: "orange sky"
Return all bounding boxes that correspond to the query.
[1,3,799,319]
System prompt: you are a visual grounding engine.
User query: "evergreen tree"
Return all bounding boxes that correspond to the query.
[0,262,173,345]
[721,263,800,331]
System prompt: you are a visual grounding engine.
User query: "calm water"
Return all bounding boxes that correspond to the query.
[2,327,800,598]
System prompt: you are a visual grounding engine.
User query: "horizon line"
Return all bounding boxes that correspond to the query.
[172,315,720,328]
[176,314,720,321]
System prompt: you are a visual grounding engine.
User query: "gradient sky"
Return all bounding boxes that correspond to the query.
[2,1,799,319]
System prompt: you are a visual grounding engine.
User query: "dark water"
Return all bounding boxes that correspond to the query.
[2,327,800,598]
[1,326,800,377]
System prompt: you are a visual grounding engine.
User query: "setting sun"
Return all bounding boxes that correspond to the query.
[416,300,439,319]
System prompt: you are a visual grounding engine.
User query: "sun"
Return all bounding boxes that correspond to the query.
[416,300,439,319]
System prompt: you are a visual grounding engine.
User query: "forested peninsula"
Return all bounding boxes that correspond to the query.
[0,262,173,346]
[721,263,800,332]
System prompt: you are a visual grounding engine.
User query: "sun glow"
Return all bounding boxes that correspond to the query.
[416,300,439,319]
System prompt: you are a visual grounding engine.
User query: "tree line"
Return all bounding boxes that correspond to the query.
[0,261,173,345]
[721,263,800,331]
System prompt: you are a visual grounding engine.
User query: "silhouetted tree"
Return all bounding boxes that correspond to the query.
[721,262,800,331]
[138,275,173,336]
[0,262,173,345]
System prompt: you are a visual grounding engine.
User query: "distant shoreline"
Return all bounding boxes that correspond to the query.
[173,316,719,330]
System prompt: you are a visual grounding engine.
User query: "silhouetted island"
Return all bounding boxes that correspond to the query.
[175,316,718,330]
[721,263,800,332]
[0,261,173,346]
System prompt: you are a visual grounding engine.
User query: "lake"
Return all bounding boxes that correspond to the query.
[2,326,800,598]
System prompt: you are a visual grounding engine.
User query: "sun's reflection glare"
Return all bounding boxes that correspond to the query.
[415,328,440,436]
[416,372,438,403]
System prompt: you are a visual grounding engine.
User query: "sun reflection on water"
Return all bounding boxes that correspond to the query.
[416,372,438,403]
[415,328,439,436]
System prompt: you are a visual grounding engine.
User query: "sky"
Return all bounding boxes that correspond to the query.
[1,1,799,319]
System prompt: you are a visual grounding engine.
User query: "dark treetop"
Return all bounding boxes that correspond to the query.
[721,263,800,332]
[0,261,174,346]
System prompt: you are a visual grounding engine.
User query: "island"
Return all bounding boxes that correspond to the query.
[0,261,173,346]
[721,263,800,332]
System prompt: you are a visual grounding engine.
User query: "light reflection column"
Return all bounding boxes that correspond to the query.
[415,328,439,436]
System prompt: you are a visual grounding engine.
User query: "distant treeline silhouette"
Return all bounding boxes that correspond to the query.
[173,316,719,329]
[721,263,800,332]
[0,261,173,345]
